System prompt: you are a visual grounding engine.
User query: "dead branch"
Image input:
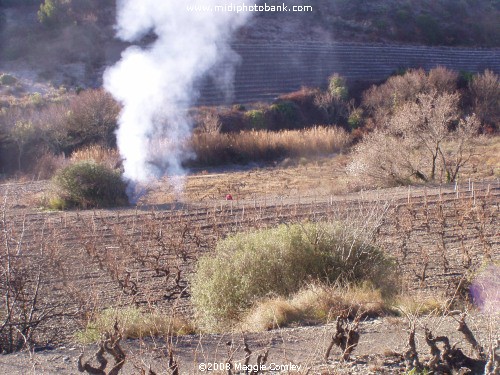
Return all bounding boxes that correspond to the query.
[78,323,125,375]
[239,337,271,374]
[256,348,269,370]
[403,322,421,372]
[485,339,499,375]
[425,328,453,372]
[325,313,360,361]
[167,343,179,375]
[243,337,252,369]
[403,322,487,374]
[226,340,234,375]
[457,313,484,358]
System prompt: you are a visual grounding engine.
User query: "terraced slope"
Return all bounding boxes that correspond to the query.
[198,42,500,105]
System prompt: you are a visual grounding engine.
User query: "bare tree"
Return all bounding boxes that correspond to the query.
[362,67,458,128]
[347,129,424,186]
[443,114,481,182]
[349,91,480,185]
[9,120,38,171]
[0,198,74,353]
[390,91,460,181]
[469,70,500,130]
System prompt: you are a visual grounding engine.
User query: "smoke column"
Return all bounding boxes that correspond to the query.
[104,1,251,195]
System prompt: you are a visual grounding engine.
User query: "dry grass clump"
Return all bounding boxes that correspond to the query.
[467,135,500,178]
[76,307,194,344]
[241,298,302,331]
[191,126,350,166]
[241,283,388,332]
[241,285,450,332]
[392,294,449,316]
[70,144,121,170]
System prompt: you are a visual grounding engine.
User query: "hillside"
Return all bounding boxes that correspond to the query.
[0,0,499,92]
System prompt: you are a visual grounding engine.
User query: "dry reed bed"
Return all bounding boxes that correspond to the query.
[191,126,350,165]
[1,182,499,342]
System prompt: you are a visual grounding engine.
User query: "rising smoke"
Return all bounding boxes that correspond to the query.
[104,0,252,197]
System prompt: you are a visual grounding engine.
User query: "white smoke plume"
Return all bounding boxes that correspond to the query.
[104,0,252,196]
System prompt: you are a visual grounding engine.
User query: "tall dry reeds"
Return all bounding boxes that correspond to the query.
[190,126,350,166]
[70,144,121,170]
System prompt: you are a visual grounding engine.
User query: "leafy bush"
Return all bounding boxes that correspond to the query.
[416,15,443,45]
[191,222,396,330]
[348,108,363,129]
[269,101,301,129]
[52,161,128,209]
[278,87,328,125]
[0,74,17,86]
[38,0,65,27]
[328,73,349,100]
[244,109,268,130]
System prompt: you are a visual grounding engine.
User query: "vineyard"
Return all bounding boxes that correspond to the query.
[1,178,498,345]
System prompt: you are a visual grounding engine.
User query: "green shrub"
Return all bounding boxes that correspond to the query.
[191,222,396,330]
[0,74,17,86]
[232,104,246,111]
[328,73,349,100]
[38,0,66,27]
[52,161,128,209]
[394,8,412,24]
[404,368,430,375]
[374,18,389,32]
[348,108,364,129]
[416,15,443,45]
[244,109,268,130]
[269,101,301,129]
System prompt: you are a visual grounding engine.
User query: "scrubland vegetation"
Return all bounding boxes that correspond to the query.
[0,11,499,368]
[1,67,497,191]
[191,222,396,330]
[49,161,127,209]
